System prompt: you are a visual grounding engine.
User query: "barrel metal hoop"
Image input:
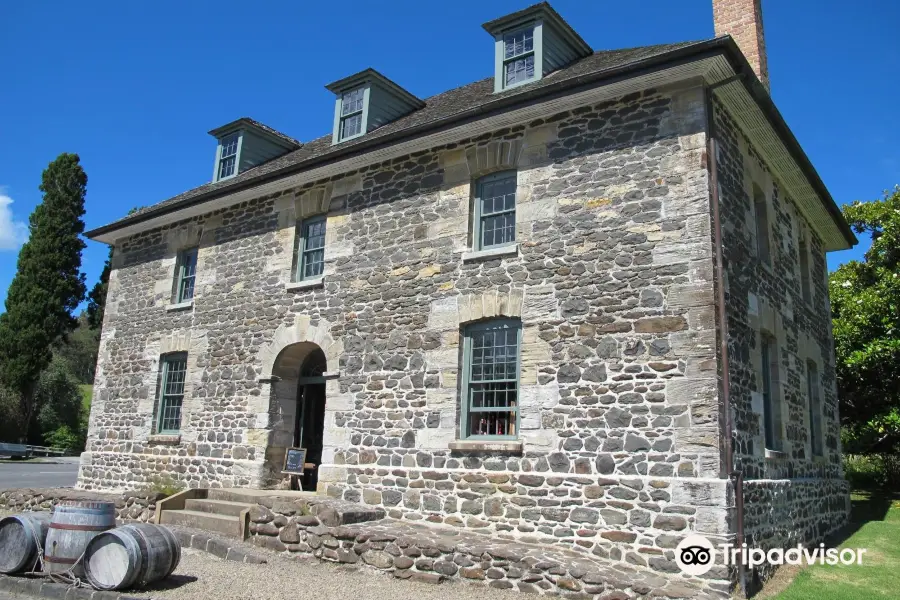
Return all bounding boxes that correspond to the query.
[44,555,79,564]
[49,523,112,532]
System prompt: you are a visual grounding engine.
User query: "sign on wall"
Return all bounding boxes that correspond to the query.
[282,447,308,475]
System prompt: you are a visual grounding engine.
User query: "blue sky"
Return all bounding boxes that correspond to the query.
[0,0,897,309]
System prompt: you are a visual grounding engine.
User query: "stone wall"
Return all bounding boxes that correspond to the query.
[80,82,730,579]
[244,494,720,598]
[711,98,849,580]
[0,488,163,522]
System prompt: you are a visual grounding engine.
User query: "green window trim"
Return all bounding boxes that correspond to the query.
[760,334,779,450]
[473,171,517,251]
[502,28,536,88]
[214,132,242,182]
[807,361,823,457]
[155,353,187,434]
[460,318,522,440]
[332,86,369,144]
[293,216,327,282]
[175,247,198,303]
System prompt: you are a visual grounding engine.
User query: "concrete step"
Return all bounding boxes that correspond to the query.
[160,509,241,537]
[184,498,251,517]
[207,488,311,504]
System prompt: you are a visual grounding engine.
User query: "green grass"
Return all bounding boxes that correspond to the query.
[775,492,900,599]
[78,384,92,412]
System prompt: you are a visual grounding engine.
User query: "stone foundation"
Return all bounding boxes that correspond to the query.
[245,493,726,598]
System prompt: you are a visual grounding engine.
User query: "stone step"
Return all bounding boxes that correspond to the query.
[207,488,310,504]
[160,509,241,537]
[185,498,252,517]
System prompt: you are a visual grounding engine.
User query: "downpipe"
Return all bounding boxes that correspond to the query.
[707,126,748,597]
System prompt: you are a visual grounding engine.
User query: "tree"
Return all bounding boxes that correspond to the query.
[34,356,84,447]
[0,153,87,438]
[86,249,111,331]
[830,185,900,453]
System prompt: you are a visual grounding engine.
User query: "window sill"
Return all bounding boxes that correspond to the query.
[286,277,324,291]
[148,434,181,445]
[166,301,193,312]
[765,448,788,460]
[449,440,523,453]
[462,244,518,263]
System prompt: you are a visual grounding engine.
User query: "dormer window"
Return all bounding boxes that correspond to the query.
[208,118,301,183]
[483,3,591,93]
[326,69,424,145]
[218,133,239,180]
[504,29,535,86]
[339,89,365,141]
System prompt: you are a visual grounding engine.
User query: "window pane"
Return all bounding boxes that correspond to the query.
[159,357,186,433]
[219,156,236,179]
[304,220,326,251]
[481,213,516,248]
[505,55,535,86]
[178,249,197,302]
[303,249,324,279]
[342,88,364,116]
[221,134,239,158]
[341,113,362,139]
[504,29,533,59]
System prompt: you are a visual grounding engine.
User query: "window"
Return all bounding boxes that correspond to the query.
[799,239,812,304]
[156,354,187,434]
[807,361,823,456]
[753,184,771,265]
[503,29,535,87]
[461,319,521,439]
[474,171,517,250]
[175,248,198,303]
[294,216,326,281]
[218,133,239,180]
[760,334,780,450]
[339,88,365,140]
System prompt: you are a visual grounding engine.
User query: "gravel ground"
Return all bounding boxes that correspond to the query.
[132,548,524,600]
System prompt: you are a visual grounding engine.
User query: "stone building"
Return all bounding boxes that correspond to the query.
[80,0,855,591]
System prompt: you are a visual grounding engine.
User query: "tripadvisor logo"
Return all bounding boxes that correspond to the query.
[675,534,867,575]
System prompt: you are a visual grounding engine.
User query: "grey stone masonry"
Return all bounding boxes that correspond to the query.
[78,77,849,593]
[711,97,849,584]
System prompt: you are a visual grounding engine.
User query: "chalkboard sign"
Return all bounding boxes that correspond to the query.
[282,447,307,475]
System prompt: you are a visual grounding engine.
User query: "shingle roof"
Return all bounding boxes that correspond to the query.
[93,39,708,236]
[207,117,302,149]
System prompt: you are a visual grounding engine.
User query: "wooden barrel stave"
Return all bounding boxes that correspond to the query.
[84,524,181,590]
[0,513,51,574]
[44,501,116,577]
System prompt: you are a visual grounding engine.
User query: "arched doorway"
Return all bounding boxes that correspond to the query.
[294,348,326,491]
[264,342,328,490]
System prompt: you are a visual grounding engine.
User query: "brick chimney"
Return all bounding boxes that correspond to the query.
[713,0,769,90]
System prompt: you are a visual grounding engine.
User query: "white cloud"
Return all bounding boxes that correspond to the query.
[0,191,28,251]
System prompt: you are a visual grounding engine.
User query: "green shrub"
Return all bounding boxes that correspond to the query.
[144,473,184,497]
[844,454,900,492]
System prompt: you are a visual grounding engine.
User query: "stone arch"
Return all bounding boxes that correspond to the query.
[259,314,342,379]
[457,289,524,326]
[465,139,524,178]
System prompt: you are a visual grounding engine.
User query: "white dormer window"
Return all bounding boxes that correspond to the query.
[340,89,365,141]
[218,133,239,180]
[483,4,592,94]
[504,29,535,86]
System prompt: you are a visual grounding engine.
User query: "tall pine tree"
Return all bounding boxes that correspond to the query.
[0,153,87,439]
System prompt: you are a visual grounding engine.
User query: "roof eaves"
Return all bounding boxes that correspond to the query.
[713,36,856,248]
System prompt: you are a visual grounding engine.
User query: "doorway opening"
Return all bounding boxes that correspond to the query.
[294,348,326,491]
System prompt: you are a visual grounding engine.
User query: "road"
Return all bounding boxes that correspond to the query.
[0,459,79,489]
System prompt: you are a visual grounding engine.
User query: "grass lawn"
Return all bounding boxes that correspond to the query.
[774,492,900,599]
[78,384,92,413]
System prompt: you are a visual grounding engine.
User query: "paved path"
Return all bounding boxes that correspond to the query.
[0,460,78,489]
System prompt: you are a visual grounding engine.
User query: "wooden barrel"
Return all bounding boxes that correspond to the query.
[0,513,52,574]
[44,501,116,577]
[83,524,181,590]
